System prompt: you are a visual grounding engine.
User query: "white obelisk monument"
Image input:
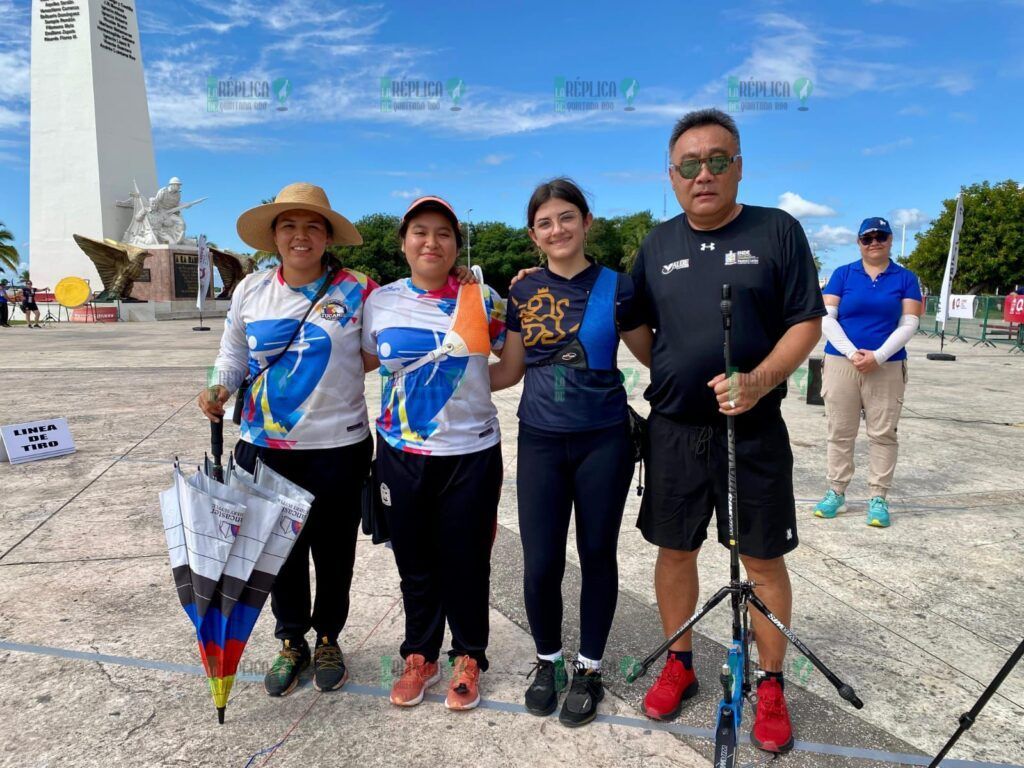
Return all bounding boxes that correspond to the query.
[30,0,157,289]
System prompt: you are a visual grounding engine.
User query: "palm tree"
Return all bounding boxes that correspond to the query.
[19,268,30,283]
[0,222,19,274]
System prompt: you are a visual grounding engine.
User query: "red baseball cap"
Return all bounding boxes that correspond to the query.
[401,195,463,247]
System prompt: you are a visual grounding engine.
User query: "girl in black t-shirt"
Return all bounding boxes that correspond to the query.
[489,178,652,727]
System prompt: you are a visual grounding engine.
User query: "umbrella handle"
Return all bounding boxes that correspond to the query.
[210,419,223,467]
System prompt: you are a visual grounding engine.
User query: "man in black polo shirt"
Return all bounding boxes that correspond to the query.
[633,108,824,754]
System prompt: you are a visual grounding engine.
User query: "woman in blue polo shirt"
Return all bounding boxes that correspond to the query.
[816,217,922,527]
[489,178,652,727]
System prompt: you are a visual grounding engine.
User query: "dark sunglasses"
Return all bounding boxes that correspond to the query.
[669,154,740,180]
[859,233,891,245]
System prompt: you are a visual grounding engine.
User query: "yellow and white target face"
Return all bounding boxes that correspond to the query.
[54,277,91,308]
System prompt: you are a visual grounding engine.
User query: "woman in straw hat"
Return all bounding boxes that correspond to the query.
[361,195,506,712]
[198,182,378,698]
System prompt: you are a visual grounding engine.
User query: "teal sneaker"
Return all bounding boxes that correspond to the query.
[867,497,891,528]
[814,489,847,519]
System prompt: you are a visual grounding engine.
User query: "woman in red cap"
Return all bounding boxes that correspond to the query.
[361,195,506,712]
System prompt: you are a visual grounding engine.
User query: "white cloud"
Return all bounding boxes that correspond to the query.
[889,208,930,230]
[391,188,424,199]
[937,73,973,95]
[482,153,512,166]
[862,137,913,156]
[808,225,858,247]
[777,192,836,218]
[898,104,928,116]
[0,0,30,132]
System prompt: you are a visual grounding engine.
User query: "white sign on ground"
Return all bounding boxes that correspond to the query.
[0,418,77,464]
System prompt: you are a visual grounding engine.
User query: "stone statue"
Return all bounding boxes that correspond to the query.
[117,178,207,247]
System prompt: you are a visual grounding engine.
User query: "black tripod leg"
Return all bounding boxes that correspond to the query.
[747,592,864,709]
[928,637,1024,768]
[627,585,734,682]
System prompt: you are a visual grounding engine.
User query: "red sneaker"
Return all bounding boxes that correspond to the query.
[643,656,699,721]
[751,677,794,753]
[445,655,481,711]
[390,653,441,707]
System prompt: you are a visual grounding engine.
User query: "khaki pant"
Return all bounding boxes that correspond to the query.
[822,355,907,499]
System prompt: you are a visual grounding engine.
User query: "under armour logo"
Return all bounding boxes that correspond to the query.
[701,242,716,251]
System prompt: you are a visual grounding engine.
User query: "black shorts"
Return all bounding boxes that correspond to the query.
[22,302,38,312]
[637,410,798,559]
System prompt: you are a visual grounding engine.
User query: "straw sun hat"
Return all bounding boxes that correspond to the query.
[236,182,362,253]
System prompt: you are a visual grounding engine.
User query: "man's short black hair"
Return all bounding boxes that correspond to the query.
[669,108,741,154]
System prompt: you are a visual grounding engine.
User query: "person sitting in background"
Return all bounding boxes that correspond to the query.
[815,217,922,527]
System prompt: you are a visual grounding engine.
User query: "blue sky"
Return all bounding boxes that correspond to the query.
[1,0,1022,276]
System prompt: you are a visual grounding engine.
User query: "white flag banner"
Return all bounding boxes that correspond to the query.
[936,193,964,326]
[948,294,976,320]
[197,234,212,311]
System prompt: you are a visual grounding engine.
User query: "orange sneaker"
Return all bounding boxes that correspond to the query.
[445,655,481,711]
[390,653,441,707]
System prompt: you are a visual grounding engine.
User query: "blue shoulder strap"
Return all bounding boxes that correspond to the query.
[575,267,619,370]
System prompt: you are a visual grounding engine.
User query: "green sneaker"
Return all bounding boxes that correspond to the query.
[814,489,847,519]
[867,497,891,528]
[313,636,349,692]
[264,639,310,697]
[525,656,569,716]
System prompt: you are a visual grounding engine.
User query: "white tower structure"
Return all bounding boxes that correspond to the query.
[30,0,157,289]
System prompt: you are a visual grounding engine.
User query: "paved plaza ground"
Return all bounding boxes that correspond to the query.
[0,320,1022,768]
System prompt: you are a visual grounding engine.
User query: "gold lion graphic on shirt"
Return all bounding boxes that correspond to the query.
[519,287,579,347]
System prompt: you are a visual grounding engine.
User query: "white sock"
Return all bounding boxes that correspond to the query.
[537,650,563,663]
[577,654,601,671]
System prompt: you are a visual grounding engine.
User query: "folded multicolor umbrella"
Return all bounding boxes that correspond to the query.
[160,459,310,723]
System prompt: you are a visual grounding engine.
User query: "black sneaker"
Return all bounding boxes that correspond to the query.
[558,663,604,727]
[264,639,310,697]
[525,656,568,716]
[313,636,349,692]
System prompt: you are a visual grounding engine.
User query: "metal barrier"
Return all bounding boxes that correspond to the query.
[918,295,1023,351]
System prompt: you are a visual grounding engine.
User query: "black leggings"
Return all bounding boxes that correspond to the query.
[234,436,372,644]
[517,420,634,661]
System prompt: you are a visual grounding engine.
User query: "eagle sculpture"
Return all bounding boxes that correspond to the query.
[72,235,150,301]
[210,248,255,299]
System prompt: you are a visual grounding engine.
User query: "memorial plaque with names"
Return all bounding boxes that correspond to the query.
[39,0,82,43]
[96,0,138,61]
[137,267,151,283]
[174,252,200,299]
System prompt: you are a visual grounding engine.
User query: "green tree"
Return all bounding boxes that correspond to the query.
[466,221,536,295]
[902,180,1024,293]
[586,216,624,270]
[19,268,29,283]
[618,211,657,271]
[0,222,19,274]
[331,213,406,285]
